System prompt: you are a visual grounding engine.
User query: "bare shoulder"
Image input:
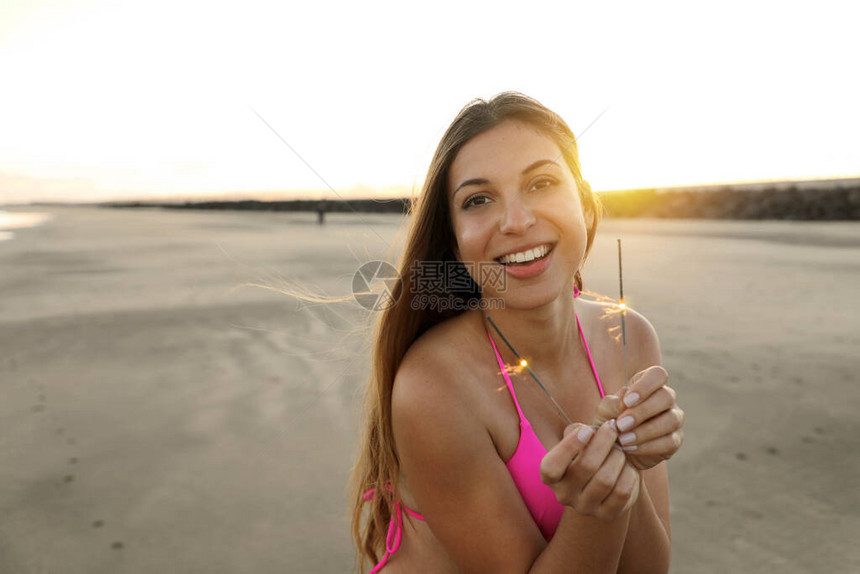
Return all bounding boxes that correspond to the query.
[613,304,662,365]
[623,305,663,374]
[577,298,663,375]
[390,313,489,464]
[392,312,480,414]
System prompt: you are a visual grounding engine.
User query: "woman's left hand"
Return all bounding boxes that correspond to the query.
[614,366,685,471]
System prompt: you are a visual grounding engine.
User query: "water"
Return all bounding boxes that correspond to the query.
[0,210,55,241]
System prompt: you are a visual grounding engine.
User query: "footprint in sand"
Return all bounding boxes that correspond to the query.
[69,457,78,465]
[765,446,779,455]
[735,452,748,461]
[63,474,75,483]
[92,520,104,529]
[801,436,815,444]
[111,541,124,550]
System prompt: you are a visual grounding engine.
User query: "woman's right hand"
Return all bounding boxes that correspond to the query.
[540,420,641,521]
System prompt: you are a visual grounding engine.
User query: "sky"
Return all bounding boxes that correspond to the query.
[0,0,858,204]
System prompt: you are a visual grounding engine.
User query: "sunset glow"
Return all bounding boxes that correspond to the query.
[1,1,858,205]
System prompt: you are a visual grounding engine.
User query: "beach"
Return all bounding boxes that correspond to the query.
[1,205,858,573]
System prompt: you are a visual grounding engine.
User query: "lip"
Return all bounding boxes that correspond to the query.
[499,245,555,280]
[494,241,556,262]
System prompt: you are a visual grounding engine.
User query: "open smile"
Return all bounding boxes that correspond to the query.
[494,242,556,266]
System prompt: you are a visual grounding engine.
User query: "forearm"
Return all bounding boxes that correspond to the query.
[528,506,631,574]
[617,476,671,574]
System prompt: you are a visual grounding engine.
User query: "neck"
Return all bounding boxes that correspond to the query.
[481,284,580,378]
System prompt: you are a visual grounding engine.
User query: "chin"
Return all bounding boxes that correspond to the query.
[492,283,565,310]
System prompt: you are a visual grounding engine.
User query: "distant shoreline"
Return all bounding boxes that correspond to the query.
[11,177,860,221]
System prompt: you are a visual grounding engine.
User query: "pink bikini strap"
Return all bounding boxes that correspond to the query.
[362,481,425,573]
[486,329,527,422]
[486,284,606,406]
[575,313,606,398]
[572,284,606,397]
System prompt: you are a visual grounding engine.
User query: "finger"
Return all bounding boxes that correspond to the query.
[581,447,626,506]
[592,393,624,426]
[616,386,676,434]
[617,406,685,447]
[567,420,619,485]
[540,423,592,485]
[620,366,669,409]
[621,430,684,458]
[599,464,640,519]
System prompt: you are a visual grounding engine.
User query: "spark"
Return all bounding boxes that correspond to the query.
[486,316,574,426]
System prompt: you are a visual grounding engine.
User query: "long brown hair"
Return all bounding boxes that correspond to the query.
[348,91,603,572]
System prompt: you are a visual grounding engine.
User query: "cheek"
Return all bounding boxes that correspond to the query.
[557,204,589,256]
[453,219,492,260]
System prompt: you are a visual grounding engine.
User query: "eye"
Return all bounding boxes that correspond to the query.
[463,194,490,209]
[531,177,555,191]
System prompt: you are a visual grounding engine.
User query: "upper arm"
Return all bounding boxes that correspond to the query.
[391,347,546,573]
[625,308,671,539]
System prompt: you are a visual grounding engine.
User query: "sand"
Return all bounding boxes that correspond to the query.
[0,206,858,573]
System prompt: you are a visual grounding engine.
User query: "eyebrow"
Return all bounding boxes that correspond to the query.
[452,159,560,198]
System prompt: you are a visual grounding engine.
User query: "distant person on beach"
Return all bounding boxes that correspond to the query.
[349,92,685,573]
[317,200,326,225]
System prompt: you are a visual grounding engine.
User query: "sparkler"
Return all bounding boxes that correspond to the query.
[618,239,629,387]
[485,316,574,426]
[486,242,632,431]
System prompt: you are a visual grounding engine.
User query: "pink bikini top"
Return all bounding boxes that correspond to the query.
[485,310,606,540]
[364,289,605,571]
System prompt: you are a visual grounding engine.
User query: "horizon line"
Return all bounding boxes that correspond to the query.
[3,173,860,207]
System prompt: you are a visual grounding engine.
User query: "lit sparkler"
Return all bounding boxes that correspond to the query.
[486,242,633,431]
[618,239,629,387]
[485,316,574,426]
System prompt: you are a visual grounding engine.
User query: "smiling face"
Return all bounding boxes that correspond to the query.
[447,119,591,307]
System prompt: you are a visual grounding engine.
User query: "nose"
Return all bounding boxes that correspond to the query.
[499,196,536,234]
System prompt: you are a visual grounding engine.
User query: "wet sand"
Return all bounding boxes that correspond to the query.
[0,206,858,573]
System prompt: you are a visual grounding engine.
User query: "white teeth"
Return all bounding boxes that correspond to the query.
[499,244,550,264]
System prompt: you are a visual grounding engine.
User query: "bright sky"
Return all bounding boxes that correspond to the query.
[0,0,858,204]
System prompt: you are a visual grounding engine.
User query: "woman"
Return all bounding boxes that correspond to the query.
[349,91,684,573]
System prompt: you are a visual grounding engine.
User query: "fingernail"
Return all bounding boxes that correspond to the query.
[622,445,638,452]
[563,424,579,437]
[577,426,594,442]
[607,419,617,431]
[619,432,636,445]
[623,392,640,407]
[617,416,635,432]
